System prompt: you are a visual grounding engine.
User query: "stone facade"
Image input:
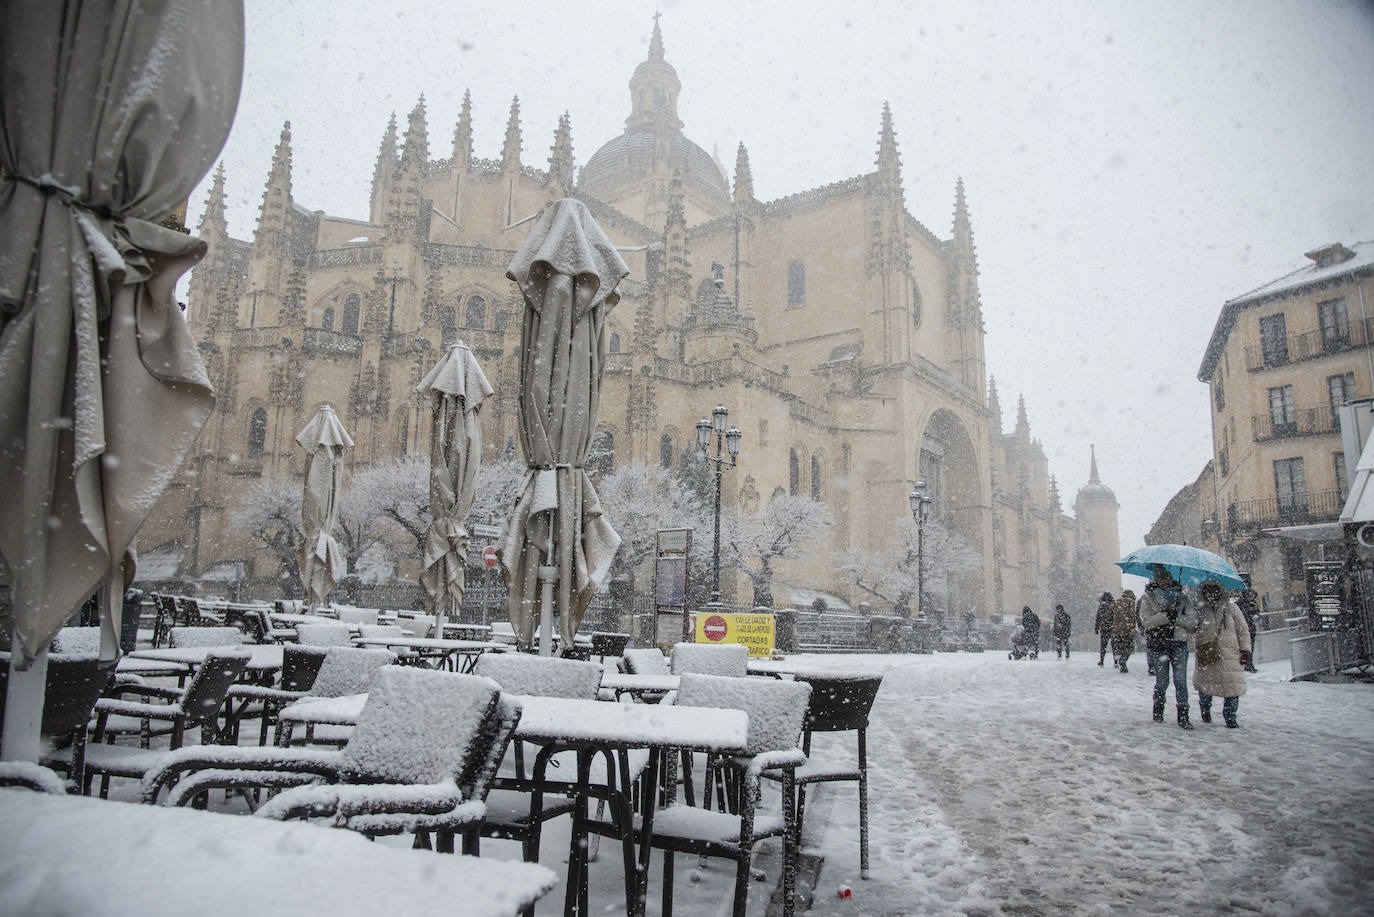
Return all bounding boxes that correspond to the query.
[139,21,1120,623]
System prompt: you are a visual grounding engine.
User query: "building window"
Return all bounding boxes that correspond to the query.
[1318,297,1350,351]
[1259,313,1288,367]
[1274,457,1307,521]
[341,293,361,336]
[465,295,486,330]
[321,307,335,332]
[659,433,674,470]
[610,332,622,354]
[1214,373,1225,411]
[1335,452,1349,500]
[399,414,409,458]
[786,260,805,308]
[842,442,851,474]
[1329,372,1356,426]
[247,408,267,460]
[441,306,457,347]
[789,448,801,496]
[1268,385,1296,436]
[811,454,822,501]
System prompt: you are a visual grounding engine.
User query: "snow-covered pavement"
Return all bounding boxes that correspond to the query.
[766,651,1374,917]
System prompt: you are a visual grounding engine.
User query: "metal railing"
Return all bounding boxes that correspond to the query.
[1244,318,1373,372]
[1226,488,1343,530]
[1251,404,1339,441]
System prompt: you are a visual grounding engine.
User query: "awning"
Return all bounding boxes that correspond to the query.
[1261,524,1344,543]
[1341,427,1374,523]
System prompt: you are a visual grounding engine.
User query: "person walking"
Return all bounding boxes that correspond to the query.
[1236,587,1261,673]
[1094,592,1114,666]
[1110,589,1137,673]
[1139,565,1199,728]
[1021,605,1041,659]
[1193,579,1252,728]
[1053,604,1072,659]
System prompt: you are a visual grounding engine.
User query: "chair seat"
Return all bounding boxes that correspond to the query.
[482,788,576,826]
[770,756,862,783]
[100,713,176,735]
[45,743,170,779]
[284,723,354,746]
[116,658,189,678]
[649,805,788,845]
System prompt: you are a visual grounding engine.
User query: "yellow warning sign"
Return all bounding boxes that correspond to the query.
[693,611,776,657]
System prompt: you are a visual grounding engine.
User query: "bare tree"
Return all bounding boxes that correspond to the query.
[724,493,833,608]
[836,515,982,618]
[348,455,431,554]
[467,453,526,533]
[228,477,305,597]
[597,461,710,585]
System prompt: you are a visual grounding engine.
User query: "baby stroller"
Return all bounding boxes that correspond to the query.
[1008,625,1039,660]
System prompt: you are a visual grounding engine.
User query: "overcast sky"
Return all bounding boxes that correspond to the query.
[192,0,1374,558]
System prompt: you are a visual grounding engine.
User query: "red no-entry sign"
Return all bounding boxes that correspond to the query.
[481,545,499,569]
[702,614,728,642]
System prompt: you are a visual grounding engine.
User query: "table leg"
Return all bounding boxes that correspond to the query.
[563,748,594,917]
[632,748,663,917]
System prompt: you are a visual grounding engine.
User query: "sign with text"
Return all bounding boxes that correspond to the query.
[694,611,776,657]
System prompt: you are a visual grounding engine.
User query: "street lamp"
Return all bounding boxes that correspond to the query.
[909,481,931,619]
[697,404,742,603]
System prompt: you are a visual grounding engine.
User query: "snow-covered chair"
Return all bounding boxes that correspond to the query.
[651,673,811,917]
[143,667,520,852]
[3,650,115,791]
[262,646,396,747]
[293,621,353,647]
[669,642,748,677]
[52,626,183,679]
[0,762,69,794]
[762,673,883,879]
[334,606,379,627]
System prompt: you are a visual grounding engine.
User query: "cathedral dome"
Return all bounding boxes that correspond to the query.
[579,126,729,201]
[1076,447,1118,507]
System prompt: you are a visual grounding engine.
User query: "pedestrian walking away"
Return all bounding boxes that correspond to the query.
[1053,604,1072,659]
[1139,565,1198,728]
[1110,589,1136,673]
[1021,605,1041,659]
[1236,586,1261,673]
[1194,579,1251,728]
[1094,591,1114,666]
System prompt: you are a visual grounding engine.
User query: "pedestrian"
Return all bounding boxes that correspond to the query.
[1110,589,1137,673]
[1139,565,1199,728]
[1053,604,1072,658]
[1137,583,1156,676]
[1236,587,1260,672]
[1094,591,1114,666]
[1193,579,1252,728]
[1021,605,1041,659]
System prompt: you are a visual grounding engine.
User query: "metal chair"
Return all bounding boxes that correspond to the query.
[2,651,116,791]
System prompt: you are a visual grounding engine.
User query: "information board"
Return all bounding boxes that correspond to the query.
[693,611,776,657]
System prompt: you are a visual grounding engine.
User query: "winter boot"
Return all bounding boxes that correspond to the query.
[1177,705,1194,730]
[1224,717,1239,729]
[1152,698,1165,722]
[1200,708,1212,724]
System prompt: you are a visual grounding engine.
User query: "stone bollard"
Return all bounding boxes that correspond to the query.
[774,606,798,653]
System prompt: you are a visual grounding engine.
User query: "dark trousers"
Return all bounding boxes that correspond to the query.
[1055,636,1070,657]
[1098,632,1112,662]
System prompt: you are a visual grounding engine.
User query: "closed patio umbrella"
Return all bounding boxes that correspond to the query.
[296,405,353,612]
[416,341,494,635]
[499,199,626,653]
[0,0,243,760]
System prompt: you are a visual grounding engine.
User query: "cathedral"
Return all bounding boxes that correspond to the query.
[141,21,1120,626]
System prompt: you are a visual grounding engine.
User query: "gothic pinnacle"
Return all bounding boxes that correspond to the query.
[649,12,665,60]
[402,96,430,169]
[733,142,755,203]
[502,96,522,171]
[452,90,473,166]
[548,112,574,192]
[198,162,227,237]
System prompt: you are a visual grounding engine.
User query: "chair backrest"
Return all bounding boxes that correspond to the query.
[670,642,749,677]
[180,649,252,728]
[168,627,244,648]
[50,627,102,654]
[795,674,882,733]
[341,666,500,785]
[356,624,406,640]
[308,646,396,697]
[473,653,603,699]
[174,596,208,626]
[488,621,518,645]
[279,645,330,692]
[399,612,437,636]
[460,694,523,802]
[622,648,670,676]
[676,673,811,757]
[334,606,379,627]
[591,632,631,657]
[274,599,304,616]
[293,621,354,647]
[0,652,115,738]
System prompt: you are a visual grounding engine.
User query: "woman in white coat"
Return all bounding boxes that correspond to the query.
[1193,579,1252,728]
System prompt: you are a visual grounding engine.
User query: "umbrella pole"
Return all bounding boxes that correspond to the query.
[1,647,48,762]
[538,516,556,657]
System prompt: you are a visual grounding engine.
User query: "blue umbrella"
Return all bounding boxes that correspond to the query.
[1116,544,1245,590]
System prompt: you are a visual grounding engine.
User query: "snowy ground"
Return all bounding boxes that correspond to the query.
[71,648,1374,916]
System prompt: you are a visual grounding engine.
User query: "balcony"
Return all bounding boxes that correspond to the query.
[1225,488,1342,531]
[302,327,362,357]
[1251,404,1339,441]
[1244,318,1372,372]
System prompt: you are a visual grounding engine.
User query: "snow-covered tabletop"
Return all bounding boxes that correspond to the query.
[269,612,360,632]
[129,645,284,671]
[0,788,556,916]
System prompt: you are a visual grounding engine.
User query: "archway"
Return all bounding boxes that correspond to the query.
[917,408,986,618]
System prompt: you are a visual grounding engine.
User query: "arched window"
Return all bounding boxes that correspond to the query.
[842,442,851,474]
[811,454,822,501]
[321,307,334,332]
[789,448,800,496]
[441,306,457,347]
[399,414,409,458]
[786,259,805,308]
[659,433,674,470]
[610,332,622,354]
[589,431,615,478]
[465,295,486,330]
[247,408,267,460]
[341,293,361,335]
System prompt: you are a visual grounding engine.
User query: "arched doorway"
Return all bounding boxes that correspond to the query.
[917,408,986,618]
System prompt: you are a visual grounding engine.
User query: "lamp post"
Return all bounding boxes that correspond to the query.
[697,404,742,604]
[909,481,931,620]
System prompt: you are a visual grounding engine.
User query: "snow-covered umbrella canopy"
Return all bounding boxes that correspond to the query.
[416,341,494,634]
[0,0,243,673]
[296,405,353,612]
[499,199,626,652]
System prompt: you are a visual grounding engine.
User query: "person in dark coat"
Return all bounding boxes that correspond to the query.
[1094,592,1114,666]
[1236,588,1260,672]
[1110,589,1137,673]
[1052,604,1072,658]
[1020,606,1041,659]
